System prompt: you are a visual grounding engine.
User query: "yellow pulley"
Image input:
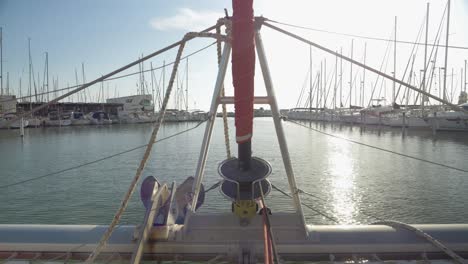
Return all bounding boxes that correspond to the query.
[232,200,258,223]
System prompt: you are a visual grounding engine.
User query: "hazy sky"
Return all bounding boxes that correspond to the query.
[1,0,467,110]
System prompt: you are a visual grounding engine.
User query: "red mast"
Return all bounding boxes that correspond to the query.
[232,0,255,170]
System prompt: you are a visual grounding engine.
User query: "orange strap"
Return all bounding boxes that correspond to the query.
[260,201,273,264]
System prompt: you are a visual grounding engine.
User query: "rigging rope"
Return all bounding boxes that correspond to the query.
[0,118,208,190]
[264,18,468,50]
[262,20,467,114]
[217,23,232,159]
[373,220,466,264]
[84,36,188,264]
[271,183,340,224]
[287,115,468,174]
[259,183,280,264]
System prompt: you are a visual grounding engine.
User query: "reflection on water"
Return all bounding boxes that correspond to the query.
[328,138,358,224]
[0,118,467,225]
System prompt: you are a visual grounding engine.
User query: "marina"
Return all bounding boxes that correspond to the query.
[1,0,468,263]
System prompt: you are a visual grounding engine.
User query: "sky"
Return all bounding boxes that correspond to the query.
[1,0,468,111]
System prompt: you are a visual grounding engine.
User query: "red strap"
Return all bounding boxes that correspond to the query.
[260,201,273,264]
[232,0,255,143]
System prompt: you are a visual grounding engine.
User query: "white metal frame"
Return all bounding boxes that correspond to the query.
[186,25,308,237]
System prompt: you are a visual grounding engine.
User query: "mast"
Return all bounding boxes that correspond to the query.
[362,43,367,107]
[232,0,255,170]
[422,3,429,112]
[393,16,397,104]
[45,52,49,102]
[28,38,32,115]
[450,68,454,103]
[323,59,327,108]
[461,67,463,101]
[340,47,343,107]
[309,45,312,114]
[162,60,165,98]
[81,63,87,102]
[6,72,8,95]
[19,78,22,101]
[150,62,154,111]
[439,67,442,103]
[75,68,80,102]
[186,57,188,111]
[443,0,450,102]
[334,52,338,109]
[141,57,145,95]
[465,60,467,92]
[37,72,40,101]
[350,39,353,108]
[0,27,3,96]
[317,62,321,112]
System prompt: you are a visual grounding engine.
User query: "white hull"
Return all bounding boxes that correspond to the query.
[9,119,29,129]
[384,116,429,128]
[45,119,72,127]
[71,119,91,126]
[90,119,112,125]
[360,115,381,125]
[27,118,42,128]
[428,116,468,131]
[0,118,29,129]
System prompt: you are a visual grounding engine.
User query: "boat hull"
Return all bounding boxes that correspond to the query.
[1,215,468,262]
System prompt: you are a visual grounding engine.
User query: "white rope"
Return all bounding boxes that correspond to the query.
[217,23,231,159]
[84,37,188,264]
[373,220,466,264]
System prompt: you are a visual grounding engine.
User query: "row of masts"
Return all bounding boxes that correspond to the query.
[0,32,193,112]
[299,0,467,112]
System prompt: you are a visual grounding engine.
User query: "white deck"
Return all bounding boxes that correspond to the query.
[1,213,468,262]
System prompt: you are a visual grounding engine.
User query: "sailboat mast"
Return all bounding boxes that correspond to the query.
[464,60,467,92]
[443,0,450,102]
[186,57,188,111]
[0,27,3,96]
[317,62,321,112]
[393,16,397,104]
[324,59,327,108]
[309,45,312,113]
[150,62,155,111]
[81,63,87,102]
[422,3,429,112]
[6,72,8,95]
[350,39,353,108]
[461,67,463,100]
[334,52,338,109]
[28,38,32,115]
[232,0,255,170]
[362,43,367,107]
[451,68,454,103]
[340,47,343,107]
[46,52,49,102]
[162,60,166,98]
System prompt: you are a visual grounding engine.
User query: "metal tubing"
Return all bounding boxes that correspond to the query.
[189,43,232,215]
[130,184,164,264]
[255,30,308,238]
[262,21,467,114]
[219,96,270,104]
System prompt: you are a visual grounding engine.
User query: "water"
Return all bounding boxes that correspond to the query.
[1,118,467,225]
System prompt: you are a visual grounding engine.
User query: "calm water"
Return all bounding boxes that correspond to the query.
[0,118,467,225]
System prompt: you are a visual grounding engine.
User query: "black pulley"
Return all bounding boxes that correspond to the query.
[219,157,272,201]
